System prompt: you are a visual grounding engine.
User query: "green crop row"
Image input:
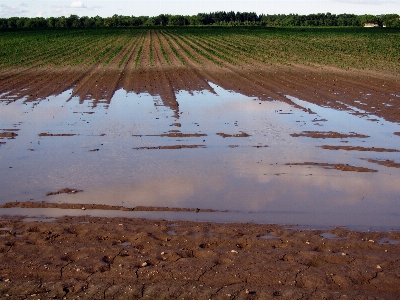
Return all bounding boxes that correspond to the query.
[163,31,203,65]
[155,31,170,65]
[135,31,147,68]
[159,31,186,65]
[0,27,399,73]
[118,33,142,68]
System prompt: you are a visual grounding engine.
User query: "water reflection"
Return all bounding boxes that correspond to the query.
[1,83,400,229]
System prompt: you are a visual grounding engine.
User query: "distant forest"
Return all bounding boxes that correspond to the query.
[1,12,400,29]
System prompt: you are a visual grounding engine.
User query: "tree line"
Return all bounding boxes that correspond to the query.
[1,12,399,29]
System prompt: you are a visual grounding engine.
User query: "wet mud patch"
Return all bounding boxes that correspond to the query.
[0,202,223,213]
[45,188,83,196]
[73,111,95,114]
[290,131,369,139]
[286,162,378,172]
[361,158,400,168]
[132,132,207,138]
[216,132,251,138]
[0,131,18,139]
[38,133,77,137]
[133,144,206,150]
[394,132,400,136]
[320,145,400,152]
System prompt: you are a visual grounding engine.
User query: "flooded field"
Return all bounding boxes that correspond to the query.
[1,81,400,230]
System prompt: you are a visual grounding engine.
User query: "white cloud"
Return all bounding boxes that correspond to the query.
[0,4,29,16]
[70,1,86,8]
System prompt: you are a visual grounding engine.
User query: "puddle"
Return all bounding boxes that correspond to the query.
[377,238,398,245]
[320,232,341,240]
[1,85,400,229]
[117,242,131,246]
[20,217,58,223]
[258,232,280,240]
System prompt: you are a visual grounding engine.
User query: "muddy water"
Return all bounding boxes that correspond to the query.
[1,83,400,229]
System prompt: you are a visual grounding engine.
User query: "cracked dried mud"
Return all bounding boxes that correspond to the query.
[1,216,400,299]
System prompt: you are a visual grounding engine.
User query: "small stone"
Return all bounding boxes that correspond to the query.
[81,207,86,210]
[368,239,374,243]
[231,250,238,253]
[141,262,148,267]
[71,190,76,194]
[376,265,381,269]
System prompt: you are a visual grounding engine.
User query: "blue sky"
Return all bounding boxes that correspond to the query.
[1,0,399,18]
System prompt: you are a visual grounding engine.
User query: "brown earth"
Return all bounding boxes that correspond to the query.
[37,133,77,137]
[1,215,400,300]
[285,162,378,173]
[133,145,207,150]
[319,145,400,152]
[290,131,370,139]
[361,158,400,169]
[0,202,222,213]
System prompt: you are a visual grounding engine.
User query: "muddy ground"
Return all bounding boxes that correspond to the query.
[1,215,400,299]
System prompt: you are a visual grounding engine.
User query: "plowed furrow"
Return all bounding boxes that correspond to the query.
[118,35,142,69]
[154,31,171,66]
[159,31,186,66]
[183,34,239,66]
[136,30,151,70]
[66,37,119,67]
[167,32,222,68]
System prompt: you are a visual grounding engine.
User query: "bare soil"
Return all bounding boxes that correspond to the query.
[319,145,400,152]
[290,131,370,139]
[1,215,400,299]
[285,162,378,173]
[0,202,222,213]
[361,159,400,169]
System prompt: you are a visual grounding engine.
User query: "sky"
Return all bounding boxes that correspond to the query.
[0,0,399,18]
